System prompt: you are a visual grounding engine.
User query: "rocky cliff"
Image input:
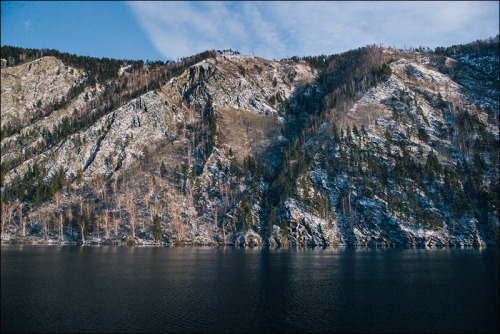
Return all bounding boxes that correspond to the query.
[1,40,498,247]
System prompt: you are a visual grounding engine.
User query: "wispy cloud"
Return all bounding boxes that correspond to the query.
[128,1,499,60]
[23,20,31,30]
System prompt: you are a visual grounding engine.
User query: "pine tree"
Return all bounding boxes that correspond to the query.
[280,219,288,236]
[160,161,167,178]
[76,167,83,184]
[268,207,277,235]
[174,164,181,184]
[153,214,162,242]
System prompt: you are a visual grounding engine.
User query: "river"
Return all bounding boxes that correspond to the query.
[1,245,498,333]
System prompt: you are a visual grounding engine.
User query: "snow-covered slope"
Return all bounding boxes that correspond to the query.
[1,56,85,125]
[284,50,498,247]
[1,43,498,247]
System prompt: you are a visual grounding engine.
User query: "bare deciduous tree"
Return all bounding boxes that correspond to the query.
[58,212,64,241]
[54,191,62,210]
[77,214,86,244]
[95,176,107,203]
[126,193,136,238]
[152,197,159,218]
[116,195,123,222]
[102,209,109,239]
[64,208,73,242]
[111,173,119,195]
[1,202,11,236]
[34,208,46,239]
[77,195,84,216]
[112,211,119,238]
[168,199,182,241]
[18,202,25,237]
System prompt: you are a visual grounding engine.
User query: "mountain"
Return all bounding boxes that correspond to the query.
[1,37,498,247]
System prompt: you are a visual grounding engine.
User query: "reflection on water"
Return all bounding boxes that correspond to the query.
[1,246,499,333]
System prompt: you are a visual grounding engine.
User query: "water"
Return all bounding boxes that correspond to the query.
[1,245,498,333]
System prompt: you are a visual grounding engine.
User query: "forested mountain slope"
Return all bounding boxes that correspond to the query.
[1,37,498,247]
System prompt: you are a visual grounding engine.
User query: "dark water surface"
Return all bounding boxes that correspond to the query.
[1,245,498,333]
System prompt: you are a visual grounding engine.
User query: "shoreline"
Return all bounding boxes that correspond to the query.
[2,239,497,249]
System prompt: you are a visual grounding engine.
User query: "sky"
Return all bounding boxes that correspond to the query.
[1,1,499,62]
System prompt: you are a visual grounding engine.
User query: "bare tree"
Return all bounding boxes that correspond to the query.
[145,178,154,210]
[85,199,99,240]
[187,144,192,166]
[58,212,64,241]
[1,202,10,236]
[213,205,219,228]
[180,120,187,141]
[214,205,221,242]
[6,202,15,234]
[102,209,109,239]
[169,199,182,241]
[145,192,150,212]
[77,214,86,244]
[77,195,84,216]
[221,218,228,244]
[34,208,46,239]
[111,173,119,196]
[25,207,32,236]
[44,210,52,239]
[126,193,136,238]
[96,176,107,203]
[64,208,73,242]
[223,182,230,211]
[152,197,159,218]
[117,196,123,223]
[112,211,119,238]
[54,191,62,210]
[18,202,25,237]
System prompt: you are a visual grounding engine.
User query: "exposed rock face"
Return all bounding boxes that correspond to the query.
[1,56,85,125]
[1,43,498,247]
[164,54,315,117]
[2,54,313,184]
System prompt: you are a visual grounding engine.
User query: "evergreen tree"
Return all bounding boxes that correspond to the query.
[280,219,289,236]
[268,207,277,235]
[153,214,162,242]
[160,161,167,178]
[76,167,83,184]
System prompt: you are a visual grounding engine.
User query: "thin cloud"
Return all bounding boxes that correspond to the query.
[24,20,31,30]
[128,1,499,60]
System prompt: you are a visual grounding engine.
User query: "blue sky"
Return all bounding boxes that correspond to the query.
[2,1,499,62]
